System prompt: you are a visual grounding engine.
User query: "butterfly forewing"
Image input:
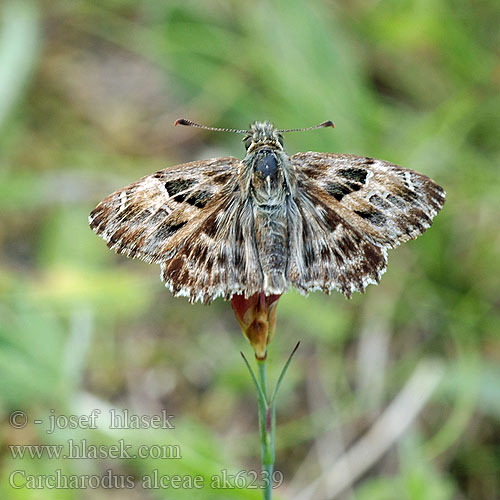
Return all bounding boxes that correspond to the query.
[89,157,240,262]
[292,152,445,248]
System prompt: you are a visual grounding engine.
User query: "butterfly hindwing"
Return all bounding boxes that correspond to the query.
[287,183,388,297]
[160,197,265,302]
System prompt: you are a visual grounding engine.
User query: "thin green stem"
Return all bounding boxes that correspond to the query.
[258,358,269,401]
[257,356,273,500]
[242,344,300,500]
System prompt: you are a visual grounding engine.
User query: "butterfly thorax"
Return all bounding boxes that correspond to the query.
[248,149,286,205]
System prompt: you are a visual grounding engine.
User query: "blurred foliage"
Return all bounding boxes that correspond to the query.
[1,0,499,499]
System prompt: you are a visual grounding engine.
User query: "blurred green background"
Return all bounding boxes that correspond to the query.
[1,0,499,499]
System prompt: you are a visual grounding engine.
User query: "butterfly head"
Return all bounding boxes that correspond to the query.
[243,122,284,152]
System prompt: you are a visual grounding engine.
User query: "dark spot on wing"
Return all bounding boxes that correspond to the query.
[338,236,355,255]
[322,205,341,231]
[338,167,367,184]
[363,157,375,165]
[165,179,196,201]
[325,182,350,201]
[200,211,219,238]
[346,181,363,191]
[233,246,243,268]
[302,225,315,268]
[128,248,139,259]
[304,243,315,268]
[185,190,212,208]
[303,163,328,179]
[395,187,418,202]
[362,243,384,271]
[213,172,232,185]
[191,244,208,262]
[320,245,330,260]
[369,194,391,210]
[205,255,214,274]
[354,210,386,226]
[233,225,244,267]
[396,172,411,189]
[325,181,361,201]
[167,257,184,281]
[109,226,128,245]
[387,194,406,210]
[156,220,187,240]
[419,211,432,225]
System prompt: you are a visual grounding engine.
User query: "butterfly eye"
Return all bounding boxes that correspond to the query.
[243,135,253,150]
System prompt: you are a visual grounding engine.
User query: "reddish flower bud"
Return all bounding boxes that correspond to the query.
[231,292,281,360]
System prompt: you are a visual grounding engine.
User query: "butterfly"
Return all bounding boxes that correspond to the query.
[89,119,445,304]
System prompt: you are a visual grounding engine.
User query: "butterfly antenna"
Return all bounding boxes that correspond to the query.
[175,118,247,134]
[277,120,335,133]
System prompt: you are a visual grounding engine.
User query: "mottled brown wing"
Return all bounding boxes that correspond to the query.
[89,157,263,303]
[287,152,445,297]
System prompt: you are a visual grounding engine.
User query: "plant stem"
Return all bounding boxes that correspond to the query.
[257,356,274,500]
[241,343,300,500]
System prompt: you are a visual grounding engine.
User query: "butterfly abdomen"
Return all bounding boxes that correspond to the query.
[253,206,288,294]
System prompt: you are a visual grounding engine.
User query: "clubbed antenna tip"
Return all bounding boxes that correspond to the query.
[174,118,190,127]
[277,120,335,133]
